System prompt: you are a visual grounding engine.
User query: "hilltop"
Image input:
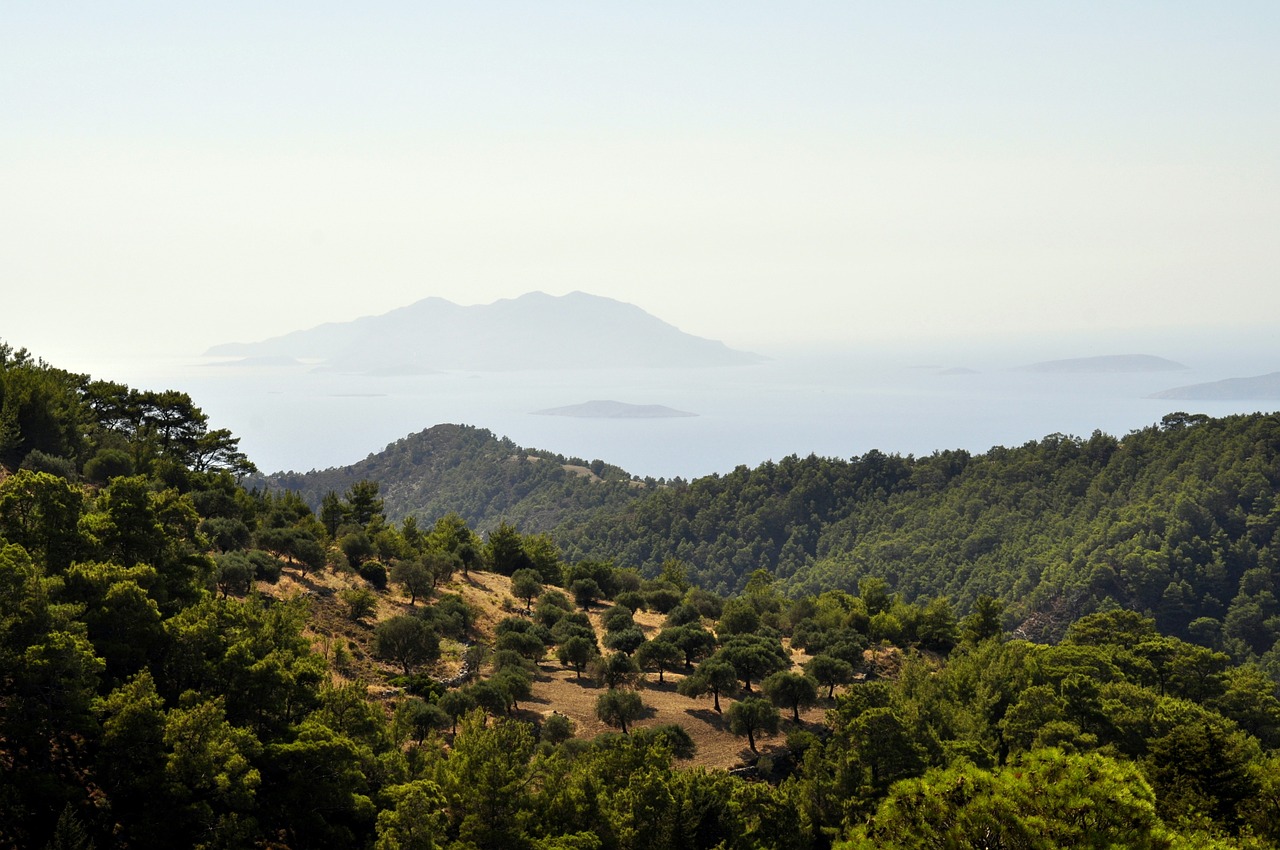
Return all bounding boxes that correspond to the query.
[251,423,653,534]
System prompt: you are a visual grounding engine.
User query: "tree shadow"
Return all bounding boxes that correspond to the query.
[532,662,560,682]
[510,706,548,723]
[286,569,336,598]
[684,707,726,728]
[644,677,680,694]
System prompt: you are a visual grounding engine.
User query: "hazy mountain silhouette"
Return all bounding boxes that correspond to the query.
[205,291,763,372]
[1150,371,1280,400]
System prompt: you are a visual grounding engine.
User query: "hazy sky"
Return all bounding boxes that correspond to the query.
[4,2,1278,369]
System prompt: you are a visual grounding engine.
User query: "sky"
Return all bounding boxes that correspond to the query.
[3,2,1279,372]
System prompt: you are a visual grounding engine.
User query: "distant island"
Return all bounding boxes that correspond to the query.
[1149,371,1280,401]
[1017,354,1189,374]
[532,400,698,419]
[205,291,763,372]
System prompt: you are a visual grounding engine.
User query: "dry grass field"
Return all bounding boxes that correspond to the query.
[262,565,849,770]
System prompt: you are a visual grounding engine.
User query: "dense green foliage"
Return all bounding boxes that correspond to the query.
[255,423,648,534]
[557,413,1280,671]
[556,448,906,593]
[1,343,255,482]
[6,345,1280,848]
[260,412,1280,683]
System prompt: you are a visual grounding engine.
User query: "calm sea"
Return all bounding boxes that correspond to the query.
[100,330,1279,481]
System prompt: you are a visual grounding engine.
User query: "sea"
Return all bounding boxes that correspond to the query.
[98,327,1280,481]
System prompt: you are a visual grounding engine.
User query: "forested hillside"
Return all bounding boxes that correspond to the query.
[553,447,924,591]
[259,408,1280,679]
[7,343,1280,849]
[555,413,1280,671]
[256,423,649,534]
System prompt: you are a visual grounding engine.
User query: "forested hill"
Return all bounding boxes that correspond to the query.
[10,343,1280,847]
[254,423,650,533]
[554,412,1280,656]
[259,413,1280,668]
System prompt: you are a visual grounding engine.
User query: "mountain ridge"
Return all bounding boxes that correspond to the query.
[206,291,763,372]
[1150,371,1280,400]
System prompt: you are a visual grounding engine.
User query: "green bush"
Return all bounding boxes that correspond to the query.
[389,672,444,700]
[614,590,647,612]
[19,449,77,479]
[359,559,389,589]
[83,448,133,483]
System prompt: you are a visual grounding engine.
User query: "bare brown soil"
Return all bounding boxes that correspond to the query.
[534,594,830,769]
[259,566,843,770]
[521,658,831,770]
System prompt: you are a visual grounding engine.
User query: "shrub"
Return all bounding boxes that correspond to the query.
[422,594,474,639]
[83,448,132,483]
[340,587,378,622]
[497,630,547,661]
[595,689,645,734]
[389,672,445,701]
[374,615,441,674]
[213,552,255,597]
[19,449,77,479]
[239,550,278,583]
[359,559,389,589]
[542,713,575,745]
[341,531,375,567]
[492,649,534,673]
[604,628,646,656]
[600,604,636,633]
[332,640,355,674]
[201,517,252,553]
[636,724,696,759]
[645,587,683,614]
[685,587,724,619]
[540,588,573,610]
[614,591,647,612]
[664,603,702,628]
[572,578,603,610]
